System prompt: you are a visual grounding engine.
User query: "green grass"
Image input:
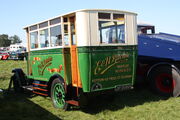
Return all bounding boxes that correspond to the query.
[0,60,180,120]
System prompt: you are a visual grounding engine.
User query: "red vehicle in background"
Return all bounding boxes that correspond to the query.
[0,51,9,60]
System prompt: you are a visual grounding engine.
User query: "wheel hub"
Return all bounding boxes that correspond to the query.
[57,93,62,98]
[156,73,175,93]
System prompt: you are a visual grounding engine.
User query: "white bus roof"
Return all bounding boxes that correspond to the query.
[23,9,137,29]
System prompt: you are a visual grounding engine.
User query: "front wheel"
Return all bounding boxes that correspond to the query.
[148,66,180,97]
[51,78,69,110]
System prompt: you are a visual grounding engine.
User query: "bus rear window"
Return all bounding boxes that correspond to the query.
[98,13,111,19]
[99,21,125,44]
[30,32,38,49]
[113,14,124,20]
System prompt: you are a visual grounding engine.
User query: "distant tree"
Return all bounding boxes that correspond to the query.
[0,34,11,47]
[9,35,22,44]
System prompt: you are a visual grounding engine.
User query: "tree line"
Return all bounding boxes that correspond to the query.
[0,34,22,47]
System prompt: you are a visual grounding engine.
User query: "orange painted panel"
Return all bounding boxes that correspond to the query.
[70,45,82,87]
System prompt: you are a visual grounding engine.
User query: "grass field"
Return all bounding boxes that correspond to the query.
[0,60,179,120]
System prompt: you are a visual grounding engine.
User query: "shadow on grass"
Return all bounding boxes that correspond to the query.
[0,86,168,117]
[0,90,61,120]
[81,86,168,114]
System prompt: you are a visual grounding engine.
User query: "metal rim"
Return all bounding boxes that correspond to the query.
[155,73,176,93]
[52,83,65,108]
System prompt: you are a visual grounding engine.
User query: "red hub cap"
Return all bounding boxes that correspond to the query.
[155,73,176,93]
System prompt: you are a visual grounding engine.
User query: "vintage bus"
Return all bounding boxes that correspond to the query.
[11,9,137,110]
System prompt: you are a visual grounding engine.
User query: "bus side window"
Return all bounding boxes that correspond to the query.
[64,24,69,46]
[50,25,62,47]
[30,32,38,49]
[70,17,76,45]
[40,29,49,48]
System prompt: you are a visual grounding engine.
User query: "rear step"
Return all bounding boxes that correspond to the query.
[66,100,79,106]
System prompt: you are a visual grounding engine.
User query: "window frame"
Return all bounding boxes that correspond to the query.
[39,28,49,48]
[98,12,127,45]
[50,24,62,47]
[29,31,39,49]
[29,17,67,51]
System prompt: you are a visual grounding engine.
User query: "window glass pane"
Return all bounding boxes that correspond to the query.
[30,25,37,31]
[50,18,61,25]
[64,24,69,45]
[71,23,76,45]
[63,17,68,22]
[98,13,111,19]
[30,32,38,49]
[64,24,68,33]
[39,29,49,48]
[99,21,125,44]
[147,29,152,34]
[39,22,48,28]
[70,16,76,45]
[113,14,124,20]
[117,22,125,43]
[50,25,62,46]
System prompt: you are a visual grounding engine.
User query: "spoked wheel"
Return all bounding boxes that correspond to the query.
[149,66,180,97]
[51,78,69,110]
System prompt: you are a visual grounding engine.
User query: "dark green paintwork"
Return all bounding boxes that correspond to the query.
[27,45,137,93]
[27,48,72,85]
[77,46,137,92]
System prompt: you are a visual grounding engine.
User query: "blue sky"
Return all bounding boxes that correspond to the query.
[0,0,180,43]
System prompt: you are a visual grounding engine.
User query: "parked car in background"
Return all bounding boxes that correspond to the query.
[0,51,10,60]
[8,49,27,60]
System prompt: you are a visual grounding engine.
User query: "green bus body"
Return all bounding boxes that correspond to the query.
[28,45,137,92]
[28,48,72,84]
[21,9,138,108]
[78,46,137,92]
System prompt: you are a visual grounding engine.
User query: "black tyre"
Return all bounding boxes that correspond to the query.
[11,74,23,92]
[50,78,69,110]
[148,66,180,97]
[78,91,88,108]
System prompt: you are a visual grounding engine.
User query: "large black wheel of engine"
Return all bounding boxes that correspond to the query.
[50,78,70,110]
[148,66,180,97]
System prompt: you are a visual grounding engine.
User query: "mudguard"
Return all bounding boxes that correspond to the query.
[12,68,27,86]
[8,68,27,92]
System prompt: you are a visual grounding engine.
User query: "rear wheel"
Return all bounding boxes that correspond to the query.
[148,66,180,97]
[51,78,69,110]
